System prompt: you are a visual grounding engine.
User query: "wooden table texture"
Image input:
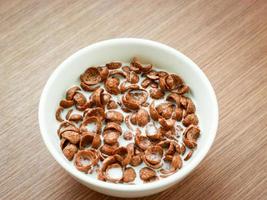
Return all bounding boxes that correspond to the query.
[1,0,267,199]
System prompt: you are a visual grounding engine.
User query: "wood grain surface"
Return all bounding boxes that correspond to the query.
[1,0,267,199]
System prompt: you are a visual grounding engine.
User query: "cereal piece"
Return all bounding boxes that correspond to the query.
[61,131,80,144]
[80,116,102,134]
[80,132,101,149]
[75,149,99,173]
[91,88,104,107]
[131,109,150,127]
[65,109,73,120]
[150,88,164,99]
[141,78,152,88]
[123,167,136,183]
[149,101,160,121]
[122,89,148,110]
[186,99,196,114]
[57,121,79,137]
[69,114,83,122]
[127,71,139,84]
[83,107,105,121]
[184,150,193,161]
[104,122,122,134]
[97,66,109,81]
[160,153,182,176]
[143,146,163,169]
[73,92,87,107]
[98,156,123,182]
[135,129,151,151]
[60,99,74,108]
[63,143,78,161]
[80,67,102,85]
[100,143,119,156]
[158,117,175,130]
[114,146,133,166]
[66,86,81,100]
[106,61,122,69]
[139,167,157,182]
[107,100,118,109]
[105,76,120,95]
[145,123,162,140]
[172,85,190,94]
[105,111,124,124]
[55,106,64,122]
[125,115,133,130]
[166,93,181,106]
[156,103,174,119]
[105,163,123,183]
[103,131,120,145]
[182,114,199,127]
[172,107,183,121]
[122,65,130,72]
[123,131,133,140]
[80,81,100,91]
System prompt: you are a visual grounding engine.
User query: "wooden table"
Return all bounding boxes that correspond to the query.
[1,0,266,199]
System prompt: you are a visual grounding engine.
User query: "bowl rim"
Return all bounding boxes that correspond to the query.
[39,38,219,192]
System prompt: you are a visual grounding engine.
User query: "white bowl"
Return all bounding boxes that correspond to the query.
[39,38,218,198]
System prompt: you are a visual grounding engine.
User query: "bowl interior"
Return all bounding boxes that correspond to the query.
[39,38,218,192]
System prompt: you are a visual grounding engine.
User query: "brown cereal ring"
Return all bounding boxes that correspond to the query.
[122,89,148,110]
[104,122,122,134]
[150,88,165,99]
[172,85,190,94]
[186,98,196,114]
[80,67,102,85]
[132,108,150,127]
[75,149,99,173]
[83,107,105,121]
[156,103,174,119]
[105,163,124,183]
[172,107,183,121]
[106,61,122,69]
[55,106,64,122]
[73,92,87,107]
[146,71,159,80]
[105,111,124,124]
[65,109,73,120]
[184,150,193,161]
[149,101,159,121]
[145,123,162,140]
[97,66,109,81]
[123,131,133,140]
[63,143,78,161]
[139,167,157,182]
[66,86,81,100]
[69,114,83,123]
[125,115,133,130]
[123,167,136,183]
[98,156,123,182]
[143,146,163,169]
[114,146,133,166]
[91,88,104,107]
[135,129,152,151]
[61,131,80,144]
[122,65,130,72]
[166,93,181,107]
[105,76,120,95]
[80,81,100,91]
[103,131,120,145]
[100,143,119,156]
[158,117,175,130]
[80,117,102,134]
[127,71,139,84]
[80,132,101,149]
[60,99,74,108]
[141,78,152,88]
[57,121,79,137]
[106,100,118,109]
[160,153,182,176]
[182,114,199,127]
[165,74,183,90]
